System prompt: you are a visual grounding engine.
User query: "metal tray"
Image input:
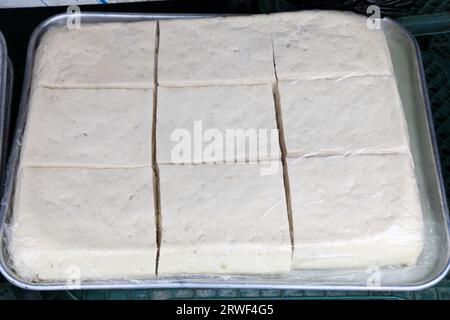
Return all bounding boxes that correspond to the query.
[0,12,449,291]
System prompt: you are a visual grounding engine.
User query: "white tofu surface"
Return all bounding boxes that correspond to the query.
[288,154,424,269]
[21,87,153,167]
[157,84,280,164]
[33,22,156,88]
[272,11,393,80]
[9,167,157,281]
[279,76,409,157]
[158,163,291,275]
[158,15,275,86]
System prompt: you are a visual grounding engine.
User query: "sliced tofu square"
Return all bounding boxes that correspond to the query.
[158,162,291,275]
[279,76,409,157]
[158,16,275,86]
[9,167,157,281]
[272,11,393,80]
[34,22,156,88]
[21,87,153,167]
[288,154,424,269]
[157,84,280,164]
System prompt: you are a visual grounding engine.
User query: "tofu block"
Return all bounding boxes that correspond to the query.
[33,22,156,88]
[21,87,153,167]
[279,76,409,157]
[158,162,291,275]
[157,84,280,164]
[288,154,424,269]
[272,11,393,80]
[9,167,156,281]
[159,15,275,86]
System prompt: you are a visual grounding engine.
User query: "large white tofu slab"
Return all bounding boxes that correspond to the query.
[158,162,291,275]
[288,154,424,269]
[157,84,280,164]
[20,87,153,167]
[279,76,409,157]
[9,167,156,281]
[272,11,393,80]
[33,22,156,88]
[158,15,275,86]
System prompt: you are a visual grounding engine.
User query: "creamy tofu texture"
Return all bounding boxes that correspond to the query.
[7,11,426,281]
[20,87,153,167]
[160,11,392,85]
[158,163,291,275]
[271,11,393,80]
[288,154,424,269]
[158,15,275,86]
[10,167,157,281]
[33,22,156,89]
[157,84,280,164]
[279,75,409,157]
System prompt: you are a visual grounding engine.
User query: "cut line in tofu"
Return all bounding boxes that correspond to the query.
[157,84,281,164]
[288,154,424,269]
[20,87,153,167]
[158,162,291,275]
[9,167,157,281]
[271,11,393,81]
[158,15,275,87]
[279,75,409,158]
[33,22,156,89]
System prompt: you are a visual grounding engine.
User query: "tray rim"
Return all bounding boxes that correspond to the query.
[0,11,449,292]
[0,32,7,181]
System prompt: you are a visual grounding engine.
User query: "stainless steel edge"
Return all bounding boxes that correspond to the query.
[383,18,450,290]
[0,31,8,180]
[0,33,6,104]
[0,12,448,291]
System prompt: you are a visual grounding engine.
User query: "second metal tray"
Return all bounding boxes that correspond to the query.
[0,12,448,292]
